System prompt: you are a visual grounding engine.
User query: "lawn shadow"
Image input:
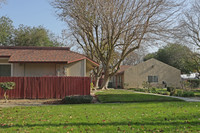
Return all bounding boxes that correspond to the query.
[96,94,183,103]
[1,120,199,129]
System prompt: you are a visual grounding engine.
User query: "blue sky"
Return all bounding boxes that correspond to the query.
[0,0,65,36]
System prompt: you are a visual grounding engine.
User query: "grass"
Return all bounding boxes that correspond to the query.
[129,87,200,97]
[128,88,170,95]
[95,89,182,103]
[0,102,200,132]
[192,89,200,97]
[195,92,200,97]
[0,89,199,132]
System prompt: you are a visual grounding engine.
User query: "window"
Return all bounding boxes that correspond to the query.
[148,76,158,83]
[119,76,121,83]
[0,64,11,76]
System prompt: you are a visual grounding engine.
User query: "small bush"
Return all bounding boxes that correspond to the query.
[176,90,183,96]
[142,81,152,89]
[62,95,93,104]
[169,88,177,96]
[188,79,200,88]
[129,88,170,95]
[0,82,15,103]
[148,88,156,93]
[172,90,195,97]
[162,92,170,95]
[182,91,195,97]
[90,82,94,90]
[128,88,146,92]
[167,87,175,92]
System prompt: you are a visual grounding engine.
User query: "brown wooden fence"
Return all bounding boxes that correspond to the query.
[0,77,91,99]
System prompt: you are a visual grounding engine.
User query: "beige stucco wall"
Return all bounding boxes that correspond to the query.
[24,63,56,77]
[13,63,25,76]
[14,61,86,77]
[0,58,91,77]
[86,60,95,77]
[0,58,9,63]
[124,59,181,88]
[56,64,66,76]
[65,59,86,77]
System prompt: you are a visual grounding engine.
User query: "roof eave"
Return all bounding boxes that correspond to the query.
[8,61,68,63]
[68,57,99,67]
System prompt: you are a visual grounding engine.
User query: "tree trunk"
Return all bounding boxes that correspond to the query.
[100,74,110,90]
[4,91,7,103]
[94,76,100,89]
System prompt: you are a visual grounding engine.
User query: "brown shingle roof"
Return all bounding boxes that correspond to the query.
[0,46,99,66]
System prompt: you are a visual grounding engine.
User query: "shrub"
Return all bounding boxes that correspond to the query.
[62,95,93,104]
[129,88,170,95]
[167,87,176,92]
[169,88,177,96]
[166,87,177,96]
[188,79,200,88]
[182,91,195,97]
[142,81,152,89]
[180,80,192,90]
[90,82,94,90]
[148,88,157,93]
[128,88,146,92]
[173,90,195,97]
[176,90,183,96]
[0,82,15,103]
[162,92,170,95]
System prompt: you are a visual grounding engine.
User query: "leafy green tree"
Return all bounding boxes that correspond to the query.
[144,44,196,73]
[0,16,62,47]
[13,25,59,47]
[0,16,14,46]
[143,52,157,61]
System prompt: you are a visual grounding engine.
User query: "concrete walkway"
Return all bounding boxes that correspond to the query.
[133,91,200,102]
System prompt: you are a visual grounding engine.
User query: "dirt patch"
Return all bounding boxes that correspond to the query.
[0,95,99,107]
[0,99,62,108]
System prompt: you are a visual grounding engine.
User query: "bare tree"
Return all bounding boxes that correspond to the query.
[190,52,200,79]
[52,0,182,89]
[123,46,147,65]
[174,0,200,78]
[176,0,200,49]
[0,0,6,8]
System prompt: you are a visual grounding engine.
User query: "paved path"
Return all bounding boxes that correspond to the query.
[133,91,200,102]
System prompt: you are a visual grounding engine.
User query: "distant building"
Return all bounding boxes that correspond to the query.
[110,58,181,88]
[181,73,199,80]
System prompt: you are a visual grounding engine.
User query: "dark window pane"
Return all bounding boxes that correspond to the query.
[154,76,158,82]
[0,65,11,76]
[148,76,158,82]
[148,76,153,82]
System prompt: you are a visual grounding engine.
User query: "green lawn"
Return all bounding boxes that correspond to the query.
[195,92,200,97]
[95,89,182,103]
[193,89,200,97]
[0,90,200,133]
